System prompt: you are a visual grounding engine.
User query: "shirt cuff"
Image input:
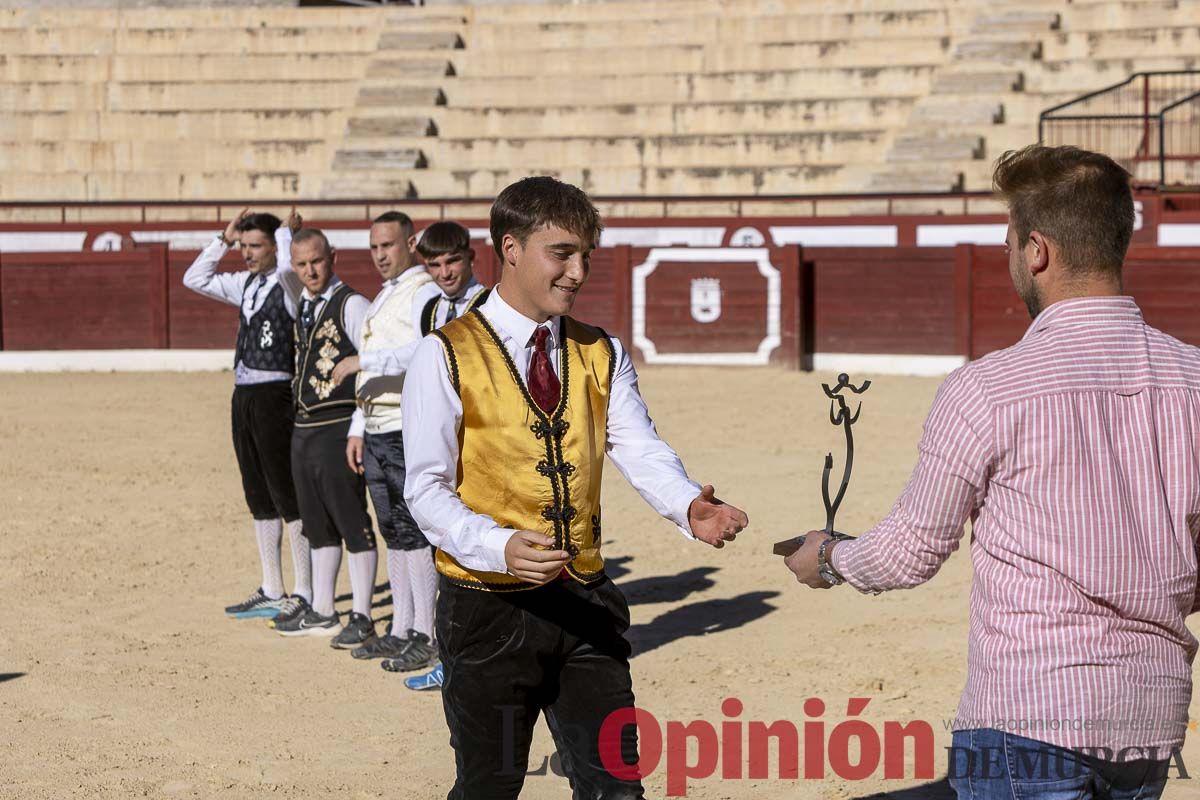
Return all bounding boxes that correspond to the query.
[668,480,704,540]
[482,526,516,574]
[828,538,881,596]
[348,410,365,439]
[359,351,381,373]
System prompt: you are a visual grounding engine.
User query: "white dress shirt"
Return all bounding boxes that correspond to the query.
[401,286,702,574]
[182,226,301,385]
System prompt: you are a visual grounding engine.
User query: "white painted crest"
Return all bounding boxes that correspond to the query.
[690,278,721,323]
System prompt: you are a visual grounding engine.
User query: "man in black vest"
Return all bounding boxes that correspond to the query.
[271,228,377,638]
[182,208,313,620]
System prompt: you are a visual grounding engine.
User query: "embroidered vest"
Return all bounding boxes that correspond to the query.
[433,311,615,591]
[419,287,491,337]
[355,268,434,435]
[293,284,360,427]
[234,277,295,373]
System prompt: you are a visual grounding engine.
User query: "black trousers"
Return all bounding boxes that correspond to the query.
[364,430,430,551]
[437,576,645,800]
[230,381,299,521]
[291,420,375,552]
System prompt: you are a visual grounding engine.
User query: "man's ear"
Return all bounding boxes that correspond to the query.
[407,234,418,253]
[1027,231,1051,276]
[501,234,521,268]
[329,246,338,267]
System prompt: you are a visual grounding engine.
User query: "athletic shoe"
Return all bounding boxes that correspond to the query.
[330,612,375,650]
[224,587,288,619]
[351,632,409,661]
[380,630,439,673]
[404,662,444,691]
[273,609,343,638]
[268,594,311,626]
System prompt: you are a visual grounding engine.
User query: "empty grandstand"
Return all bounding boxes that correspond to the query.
[1,0,1198,202]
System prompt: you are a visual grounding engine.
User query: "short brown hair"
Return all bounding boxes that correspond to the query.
[489,176,603,259]
[372,210,414,240]
[417,221,472,260]
[291,227,332,256]
[992,144,1134,276]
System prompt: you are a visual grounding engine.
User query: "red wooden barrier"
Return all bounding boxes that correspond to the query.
[1,247,169,350]
[803,247,958,356]
[965,244,1200,359]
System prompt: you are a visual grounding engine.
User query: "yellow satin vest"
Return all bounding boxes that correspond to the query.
[433,310,615,591]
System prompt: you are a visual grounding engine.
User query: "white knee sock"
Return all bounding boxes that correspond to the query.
[253,518,284,600]
[347,549,377,619]
[285,519,312,603]
[387,547,413,638]
[311,546,342,618]
[405,548,439,642]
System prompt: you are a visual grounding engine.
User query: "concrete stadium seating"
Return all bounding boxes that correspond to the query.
[0,0,1195,202]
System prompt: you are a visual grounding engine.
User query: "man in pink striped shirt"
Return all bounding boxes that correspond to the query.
[786,144,1200,800]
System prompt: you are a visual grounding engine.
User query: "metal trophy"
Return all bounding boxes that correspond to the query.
[774,373,871,557]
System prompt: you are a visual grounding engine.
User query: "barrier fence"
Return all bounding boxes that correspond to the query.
[2,243,1197,366]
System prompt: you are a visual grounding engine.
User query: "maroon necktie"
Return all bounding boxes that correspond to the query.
[527,326,560,415]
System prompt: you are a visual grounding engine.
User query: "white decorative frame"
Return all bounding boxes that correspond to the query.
[631,247,781,366]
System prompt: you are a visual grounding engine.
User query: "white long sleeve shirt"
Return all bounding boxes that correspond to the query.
[181,227,301,385]
[401,287,702,574]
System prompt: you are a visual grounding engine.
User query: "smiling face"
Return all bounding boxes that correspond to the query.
[369,220,416,282]
[424,248,475,299]
[292,236,336,297]
[500,224,592,322]
[239,229,278,274]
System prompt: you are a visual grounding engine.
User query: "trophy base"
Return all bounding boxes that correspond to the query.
[773,532,855,557]
[772,536,806,557]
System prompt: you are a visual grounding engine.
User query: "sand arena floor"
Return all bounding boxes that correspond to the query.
[4,367,1200,799]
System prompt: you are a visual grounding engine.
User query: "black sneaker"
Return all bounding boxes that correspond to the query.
[273,608,342,638]
[381,630,439,673]
[330,613,375,650]
[269,594,311,626]
[351,632,409,660]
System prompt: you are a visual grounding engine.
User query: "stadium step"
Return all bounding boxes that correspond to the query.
[886,133,985,163]
[357,85,447,107]
[865,167,965,193]
[932,70,1024,95]
[346,116,438,138]
[331,148,427,171]
[367,58,456,79]
[969,10,1061,35]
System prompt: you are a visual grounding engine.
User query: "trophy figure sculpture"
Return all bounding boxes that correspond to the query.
[774,373,871,557]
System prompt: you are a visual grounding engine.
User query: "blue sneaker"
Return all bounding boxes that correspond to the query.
[225,587,289,619]
[404,662,444,691]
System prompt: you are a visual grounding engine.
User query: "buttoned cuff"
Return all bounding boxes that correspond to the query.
[482,526,516,574]
[829,538,882,596]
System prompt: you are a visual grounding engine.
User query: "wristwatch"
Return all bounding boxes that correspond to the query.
[817,533,851,586]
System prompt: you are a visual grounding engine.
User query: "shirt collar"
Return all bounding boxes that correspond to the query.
[1021,295,1143,341]
[482,285,560,349]
[389,264,426,287]
[301,276,343,303]
[444,277,482,303]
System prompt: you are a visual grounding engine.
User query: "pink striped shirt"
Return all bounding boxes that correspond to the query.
[832,296,1200,754]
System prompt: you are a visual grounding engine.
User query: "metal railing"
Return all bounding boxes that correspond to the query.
[1039,71,1200,187]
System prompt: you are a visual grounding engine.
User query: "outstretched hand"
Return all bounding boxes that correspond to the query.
[687,485,749,548]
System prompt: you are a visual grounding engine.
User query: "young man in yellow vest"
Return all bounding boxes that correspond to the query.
[401,177,749,798]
